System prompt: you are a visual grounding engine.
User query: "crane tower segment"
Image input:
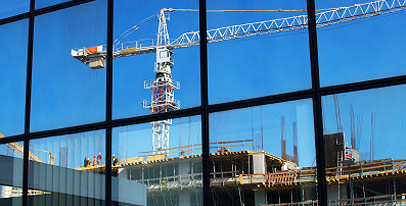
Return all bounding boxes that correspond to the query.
[142,9,180,155]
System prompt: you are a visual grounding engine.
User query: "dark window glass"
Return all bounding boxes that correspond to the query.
[31,0,107,132]
[29,130,106,206]
[209,100,317,205]
[0,141,24,205]
[35,0,70,10]
[322,85,406,204]
[0,0,29,19]
[113,0,200,119]
[316,0,406,86]
[112,116,202,205]
[0,20,28,137]
[207,0,311,104]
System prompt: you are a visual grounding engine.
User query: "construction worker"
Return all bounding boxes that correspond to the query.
[111,155,116,166]
[112,155,119,166]
[84,157,88,167]
[114,156,119,166]
[97,153,102,165]
[93,155,97,166]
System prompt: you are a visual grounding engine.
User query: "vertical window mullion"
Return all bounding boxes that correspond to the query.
[306,0,327,204]
[106,0,114,205]
[23,0,36,205]
[199,0,210,205]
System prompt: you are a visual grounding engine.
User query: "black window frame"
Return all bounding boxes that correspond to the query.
[1,0,406,205]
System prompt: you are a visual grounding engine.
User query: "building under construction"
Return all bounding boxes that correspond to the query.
[66,132,406,206]
[1,128,406,206]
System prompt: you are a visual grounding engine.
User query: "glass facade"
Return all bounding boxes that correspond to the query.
[113,0,200,119]
[207,0,311,104]
[0,20,28,136]
[28,130,106,206]
[112,116,202,205]
[322,85,406,204]
[31,0,107,131]
[209,100,317,205]
[0,0,405,205]
[35,0,71,9]
[0,0,29,20]
[316,0,406,87]
[0,141,24,206]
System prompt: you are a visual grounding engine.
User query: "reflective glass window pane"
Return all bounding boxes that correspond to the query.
[29,130,106,206]
[316,0,406,87]
[0,141,23,206]
[35,0,70,9]
[322,85,406,204]
[31,0,107,131]
[112,116,202,205]
[207,0,311,105]
[0,0,29,20]
[113,0,200,119]
[0,20,28,137]
[209,100,317,205]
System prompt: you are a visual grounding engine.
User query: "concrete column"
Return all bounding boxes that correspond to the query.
[327,184,347,201]
[179,191,191,206]
[179,161,191,176]
[252,154,266,205]
[117,167,128,179]
[252,153,266,174]
[255,190,267,206]
[178,161,191,206]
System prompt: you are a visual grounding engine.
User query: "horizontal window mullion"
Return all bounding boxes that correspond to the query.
[319,75,406,97]
[0,0,95,26]
[24,121,106,141]
[0,135,26,144]
[207,89,314,114]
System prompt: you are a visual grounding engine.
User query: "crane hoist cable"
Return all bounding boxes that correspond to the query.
[114,11,159,46]
[172,8,341,12]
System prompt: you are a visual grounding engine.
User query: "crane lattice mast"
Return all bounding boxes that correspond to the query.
[142,9,180,155]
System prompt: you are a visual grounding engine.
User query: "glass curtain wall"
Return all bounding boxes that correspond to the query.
[0,0,405,205]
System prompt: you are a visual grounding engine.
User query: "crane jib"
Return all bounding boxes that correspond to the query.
[70,0,406,70]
